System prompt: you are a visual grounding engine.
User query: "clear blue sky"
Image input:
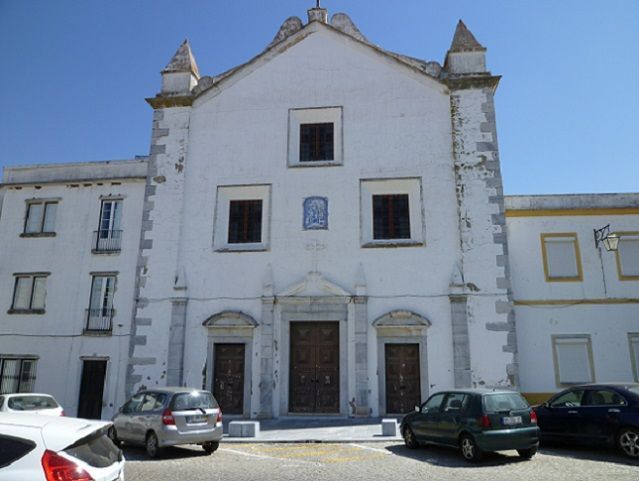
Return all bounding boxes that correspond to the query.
[0,1,637,195]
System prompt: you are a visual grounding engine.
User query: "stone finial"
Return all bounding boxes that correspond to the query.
[445,20,488,75]
[163,39,200,78]
[307,6,328,24]
[268,16,304,48]
[160,39,200,96]
[449,20,486,53]
[330,13,369,43]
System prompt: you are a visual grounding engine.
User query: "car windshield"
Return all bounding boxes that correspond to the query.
[483,393,529,412]
[171,392,218,411]
[8,395,58,410]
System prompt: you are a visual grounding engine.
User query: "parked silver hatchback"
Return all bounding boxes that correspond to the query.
[111,387,223,457]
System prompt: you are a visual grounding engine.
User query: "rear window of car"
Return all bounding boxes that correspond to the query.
[0,435,36,468]
[170,391,219,410]
[64,428,122,468]
[483,393,529,413]
[8,395,58,410]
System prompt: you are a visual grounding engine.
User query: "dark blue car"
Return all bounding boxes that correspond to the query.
[534,383,639,459]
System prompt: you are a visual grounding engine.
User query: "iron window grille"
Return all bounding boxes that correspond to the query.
[85,275,116,333]
[92,229,123,253]
[0,358,37,394]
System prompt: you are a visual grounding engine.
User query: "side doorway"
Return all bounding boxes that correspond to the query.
[385,343,421,415]
[77,359,107,419]
[213,344,245,415]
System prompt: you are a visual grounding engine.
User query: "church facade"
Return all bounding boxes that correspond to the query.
[1,7,637,419]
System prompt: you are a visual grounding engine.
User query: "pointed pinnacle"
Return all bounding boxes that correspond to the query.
[449,20,486,53]
[163,39,200,78]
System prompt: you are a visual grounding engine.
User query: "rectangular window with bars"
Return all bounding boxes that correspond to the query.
[228,200,263,244]
[372,194,411,240]
[24,201,57,234]
[0,358,37,394]
[299,123,334,162]
[86,275,116,332]
[10,274,47,313]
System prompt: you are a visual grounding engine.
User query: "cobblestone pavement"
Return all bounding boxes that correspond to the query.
[124,442,639,481]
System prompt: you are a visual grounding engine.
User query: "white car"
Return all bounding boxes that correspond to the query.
[0,413,124,481]
[0,393,64,416]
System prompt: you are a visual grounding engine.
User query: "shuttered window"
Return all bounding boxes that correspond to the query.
[552,336,594,385]
[541,234,583,281]
[228,200,262,244]
[372,194,410,240]
[617,234,639,280]
[300,123,334,162]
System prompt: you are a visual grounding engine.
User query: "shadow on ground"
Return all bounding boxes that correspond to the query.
[386,443,530,468]
[386,442,639,468]
[121,444,211,462]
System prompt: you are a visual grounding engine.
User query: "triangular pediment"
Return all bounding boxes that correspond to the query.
[192,19,443,102]
[278,271,351,298]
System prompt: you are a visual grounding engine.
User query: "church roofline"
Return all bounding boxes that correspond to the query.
[187,15,445,102]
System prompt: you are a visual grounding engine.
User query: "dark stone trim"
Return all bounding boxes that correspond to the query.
[146,95,193,109]
[19,232,56,238]
[444,75,500,91]
[7,309,45,315]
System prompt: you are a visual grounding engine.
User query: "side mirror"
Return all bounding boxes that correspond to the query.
[414,405,420,412]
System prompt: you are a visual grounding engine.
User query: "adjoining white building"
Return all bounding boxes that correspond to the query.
[0,6,637,420]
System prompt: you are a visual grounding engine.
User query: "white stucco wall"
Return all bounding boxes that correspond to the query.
[507,205,639,396]
[0,162,146,418]
[131,24,516,417]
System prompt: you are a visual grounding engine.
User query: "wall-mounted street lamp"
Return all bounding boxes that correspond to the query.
[594,224,620,252]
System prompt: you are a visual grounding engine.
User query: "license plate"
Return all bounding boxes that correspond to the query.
[502,415,522,426]
[187,414,207,424]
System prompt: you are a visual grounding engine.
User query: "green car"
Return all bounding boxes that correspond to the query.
[400,389,540,462]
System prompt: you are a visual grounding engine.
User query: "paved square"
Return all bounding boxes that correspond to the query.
[124,442,639,481]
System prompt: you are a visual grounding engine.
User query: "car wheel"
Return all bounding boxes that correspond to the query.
[617,427,639,459]
[202,441,219,455]
[402,426,419,449]
[517,447,537,460]
[459,434,482,462]
[145,432,162,458]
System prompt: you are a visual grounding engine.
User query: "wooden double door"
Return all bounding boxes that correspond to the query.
[385,343,421,415]
[289,322,340,413]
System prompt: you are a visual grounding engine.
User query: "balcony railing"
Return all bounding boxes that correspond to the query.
[85,308,115,334]
[92,230,122,253]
